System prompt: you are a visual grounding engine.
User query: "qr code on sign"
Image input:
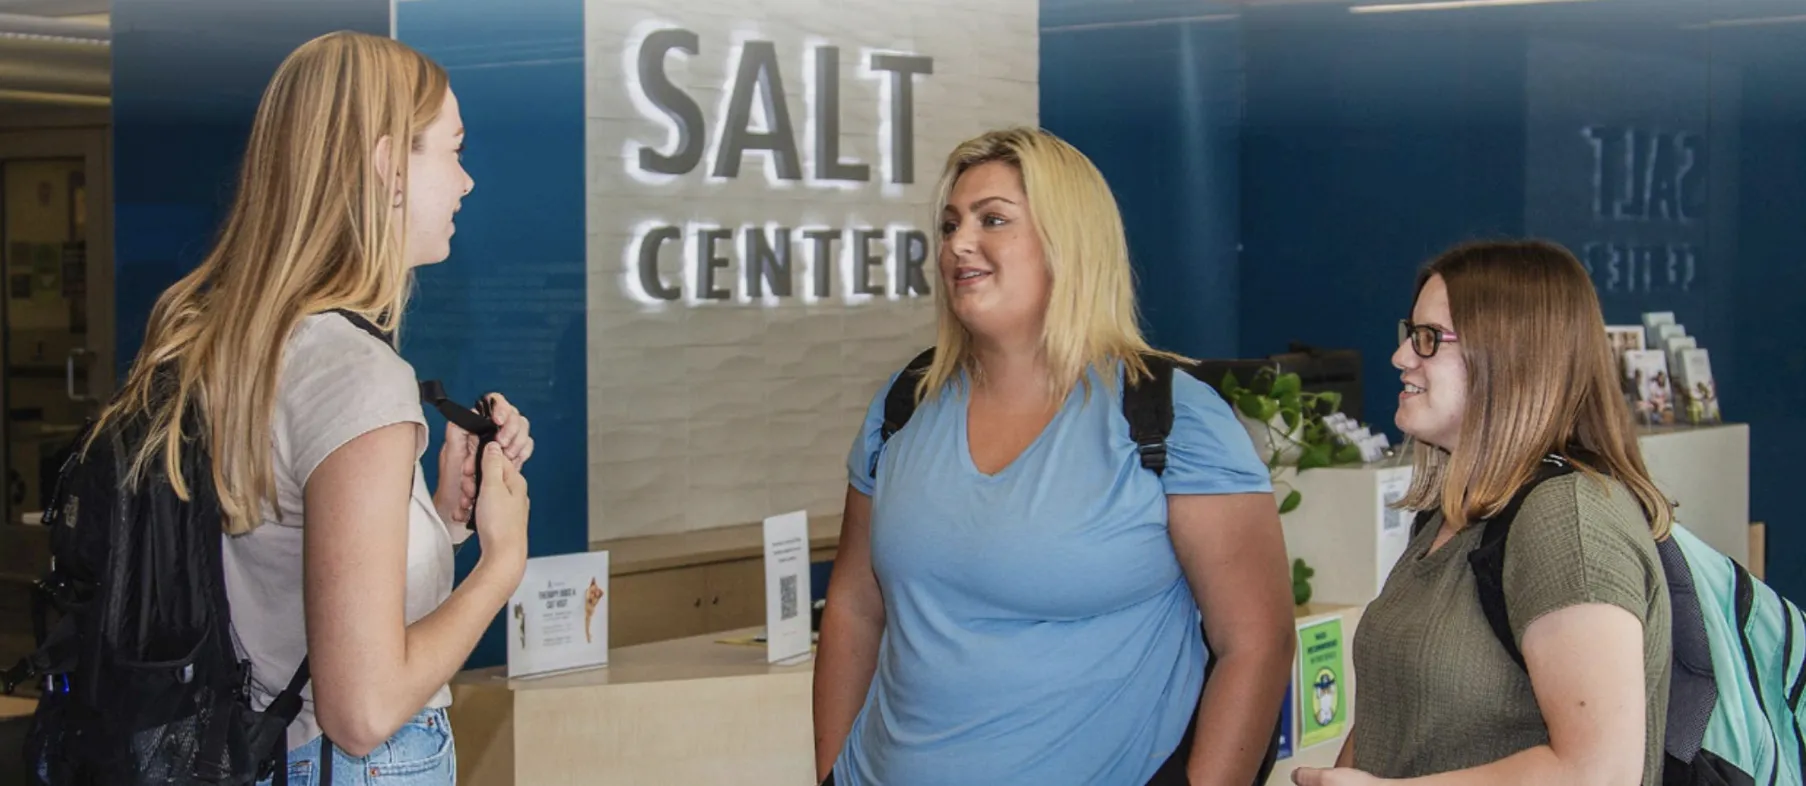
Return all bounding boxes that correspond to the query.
[780,575,798,621]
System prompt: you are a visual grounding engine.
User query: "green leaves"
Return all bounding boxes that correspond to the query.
[1271,372,1302,399]
[1291,558,1316,606]
[1222,367,1370,522]
[1296,444,1334,471]
[1221,371,1244,397]
[1237,392,1272,421]
[1279,489,1302,515]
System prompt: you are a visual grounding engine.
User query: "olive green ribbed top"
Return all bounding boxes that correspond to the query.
[1351,473,1671,784]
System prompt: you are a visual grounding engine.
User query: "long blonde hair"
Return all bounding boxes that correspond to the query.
[1400,239,1674,539]
[93,31,449,535]
[916,127,1177,404]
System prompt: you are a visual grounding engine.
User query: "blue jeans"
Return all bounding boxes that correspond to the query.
[260,708,456,785]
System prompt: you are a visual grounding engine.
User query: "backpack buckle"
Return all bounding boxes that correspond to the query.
[1137,442,1168,473]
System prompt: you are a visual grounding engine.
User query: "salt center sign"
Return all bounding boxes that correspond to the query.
[621,25,937,307]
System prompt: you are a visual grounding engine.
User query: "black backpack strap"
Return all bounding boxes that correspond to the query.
[1123,355,1180,476]
[1468,454,1581,672]
[1410,510,1436,540]
[329,308,393,347]
[1656,535,1716,765]
[266,656,312,727]
[421,382,497,536]
[872,348,935,478]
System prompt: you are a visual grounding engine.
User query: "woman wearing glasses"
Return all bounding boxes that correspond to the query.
[1294,240,1674,786]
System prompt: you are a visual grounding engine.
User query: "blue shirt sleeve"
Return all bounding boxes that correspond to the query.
[1160,372,1275,496]
[845,370,902,497]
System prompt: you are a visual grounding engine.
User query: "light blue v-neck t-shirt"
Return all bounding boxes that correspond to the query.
[831,361,1273,785]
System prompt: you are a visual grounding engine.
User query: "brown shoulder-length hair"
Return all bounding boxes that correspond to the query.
[1400,239,1674,540]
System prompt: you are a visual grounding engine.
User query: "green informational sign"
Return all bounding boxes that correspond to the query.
[1298,617,1346,748]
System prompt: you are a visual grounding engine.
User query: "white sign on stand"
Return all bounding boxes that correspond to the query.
[506,550,610,679]
[763,511,813,664]
[1375,467,1415,579]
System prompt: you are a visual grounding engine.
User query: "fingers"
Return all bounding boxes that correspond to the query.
[485,393,531,463]
[1292,768,1321,786]
[481,442,528,497]
[503,446,528,496]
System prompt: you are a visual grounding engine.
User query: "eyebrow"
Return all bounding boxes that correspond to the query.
[944,196,1017,214]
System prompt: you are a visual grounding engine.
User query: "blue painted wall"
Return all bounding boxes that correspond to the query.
[1727,53,1806,602]
[394,0,589,669]
[1042,0,1806,598]
[1239,16,1526,433]
[1040,1,1244,361]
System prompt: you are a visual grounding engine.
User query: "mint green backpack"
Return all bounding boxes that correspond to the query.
[1416,453,1805,786]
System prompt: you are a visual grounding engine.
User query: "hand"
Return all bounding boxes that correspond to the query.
[434,393,534,525]
[486,393,536,468]
[473,443,530,571]
[1292,767,1382,786]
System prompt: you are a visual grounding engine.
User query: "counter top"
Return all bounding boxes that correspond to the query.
[454,602,1357,694]
[452,626,811,692]
[588,514,842,575]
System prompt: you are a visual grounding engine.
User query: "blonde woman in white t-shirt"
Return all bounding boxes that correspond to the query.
[90,31,534,783]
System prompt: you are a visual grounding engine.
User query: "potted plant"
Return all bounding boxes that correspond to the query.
[1219,367,1366,514]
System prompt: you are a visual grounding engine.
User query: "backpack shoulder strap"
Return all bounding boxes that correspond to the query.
[872,348,936,479]
[1468,454,1581,672]
[1410,510,1436,540]
[327,310,496,437]
[880,348,936,443]
[1123,354,1181,476]
[329,308,393,347]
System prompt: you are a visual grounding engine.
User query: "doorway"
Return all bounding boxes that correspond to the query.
[0,129,114,528]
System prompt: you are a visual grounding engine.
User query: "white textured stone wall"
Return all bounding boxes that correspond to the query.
[584,0,1040,541]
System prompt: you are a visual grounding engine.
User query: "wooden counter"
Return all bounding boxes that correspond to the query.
[450,628,815,785]
[450,604,1365,785]
[595,515,842,649]
[593,514,842,577]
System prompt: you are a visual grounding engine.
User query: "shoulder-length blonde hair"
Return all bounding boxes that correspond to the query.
[914,127,1178,404]
[1400,239,1674,539]
[92,31,449,535]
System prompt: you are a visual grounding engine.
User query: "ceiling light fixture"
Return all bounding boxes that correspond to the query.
[1350,0,1593,13]
[1684,13,1806,29]
[0,30,107,45]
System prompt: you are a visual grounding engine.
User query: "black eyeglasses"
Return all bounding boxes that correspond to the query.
[1399,320,1458,358]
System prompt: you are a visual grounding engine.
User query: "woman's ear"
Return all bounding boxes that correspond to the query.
[372,134,402,207]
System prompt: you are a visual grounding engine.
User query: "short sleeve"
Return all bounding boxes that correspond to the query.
[845,370,902,497]
[1160,372,1274,496]
[279,318,428,491]
[1502,476,1658,642]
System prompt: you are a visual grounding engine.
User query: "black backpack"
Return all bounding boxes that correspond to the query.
[2,311,495,785]
[874,347,1282,785]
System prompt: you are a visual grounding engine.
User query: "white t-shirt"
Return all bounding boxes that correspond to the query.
[221,313,467,751]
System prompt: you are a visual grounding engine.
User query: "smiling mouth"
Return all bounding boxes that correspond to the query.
[1402,383,1425,395]
[954,268,990,284]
